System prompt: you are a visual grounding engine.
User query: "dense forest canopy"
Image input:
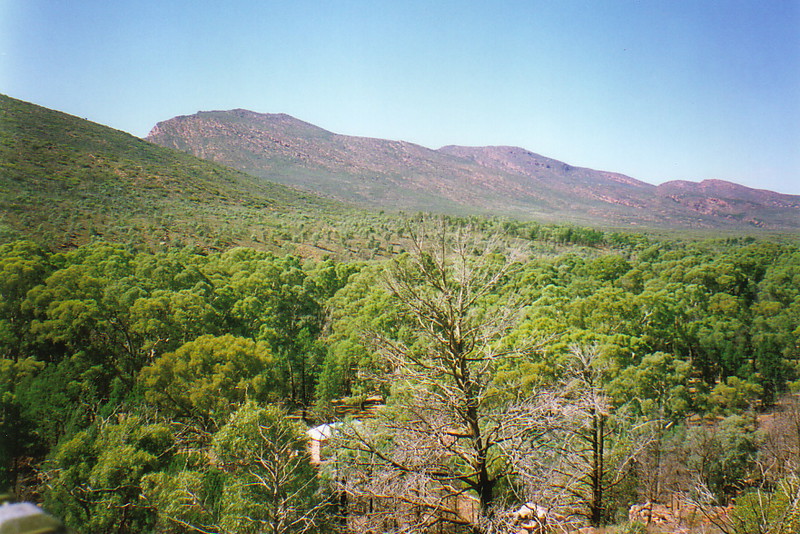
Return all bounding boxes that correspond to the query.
[1,220,799,533]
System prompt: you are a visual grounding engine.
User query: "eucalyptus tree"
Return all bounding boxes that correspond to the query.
[201,248,333,406]
[141,403,328,534]
[43,414,175,534]
[138,334,276,431]
[0,240,52,488]
[0,240,52,359]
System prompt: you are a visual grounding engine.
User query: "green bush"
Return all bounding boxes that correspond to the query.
[613,521,646,534]
[728,477,800,533]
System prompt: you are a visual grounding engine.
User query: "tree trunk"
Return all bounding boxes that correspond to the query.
[590,410,605,526]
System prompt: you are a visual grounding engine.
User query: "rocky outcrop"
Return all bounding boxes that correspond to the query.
[145,109,800,230]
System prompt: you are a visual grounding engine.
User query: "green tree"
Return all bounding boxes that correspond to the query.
[23,242,145,382]
[129,287,222,355]
[139,334,275,429]
[315,264,398,407]
[726,476,800,534]
[141,469,219,534]
[143,403,326,534]
[707,376,763,415]
[0,356,43,489]
[687,414,763,504]
[43,414,174,533]
[0,240,52,360]
[204,249,327,405]
[586,254,631,283]
[212,403,325,534]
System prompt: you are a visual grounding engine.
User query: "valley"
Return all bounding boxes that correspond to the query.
[1,94,799,534]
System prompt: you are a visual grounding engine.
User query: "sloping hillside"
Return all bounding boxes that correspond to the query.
[0,95,342,250]
[146,109,800,230]
[656,179,800,228]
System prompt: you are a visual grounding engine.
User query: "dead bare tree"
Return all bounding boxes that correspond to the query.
[328,223,583,533]
[759,393,800,482]
[541,345,657,526]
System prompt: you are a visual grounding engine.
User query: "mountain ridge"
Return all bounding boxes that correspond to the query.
[146,109,800,230]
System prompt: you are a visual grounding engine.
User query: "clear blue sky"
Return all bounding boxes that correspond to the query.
[2,0,799,195]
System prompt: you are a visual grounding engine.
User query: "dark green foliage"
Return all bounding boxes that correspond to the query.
[43,415,174,533]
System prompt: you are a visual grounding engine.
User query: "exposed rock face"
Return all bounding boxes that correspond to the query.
[656,179,800,228]
[146,110,800,230]
[512,503,549,534]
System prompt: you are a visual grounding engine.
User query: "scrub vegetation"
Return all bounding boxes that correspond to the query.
[1,221,799,533]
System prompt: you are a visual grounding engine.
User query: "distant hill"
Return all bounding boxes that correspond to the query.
[147,109,800,230]
[655,179,800,229]
[0,94,344,251]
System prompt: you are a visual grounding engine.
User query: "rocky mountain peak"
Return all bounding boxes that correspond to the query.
[144,109,800,230]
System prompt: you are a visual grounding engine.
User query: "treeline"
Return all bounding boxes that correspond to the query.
[1,229,799,532]
[321,234,800,408]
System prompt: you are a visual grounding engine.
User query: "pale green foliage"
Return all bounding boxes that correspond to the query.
[22,243,148,384]
[609,352,692,420]
[0,357,42,404]
[0,240,51,357]
[129,288,222,354]
[139,334,275,426]
[708,376,763,414]
[586,254,632,282]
